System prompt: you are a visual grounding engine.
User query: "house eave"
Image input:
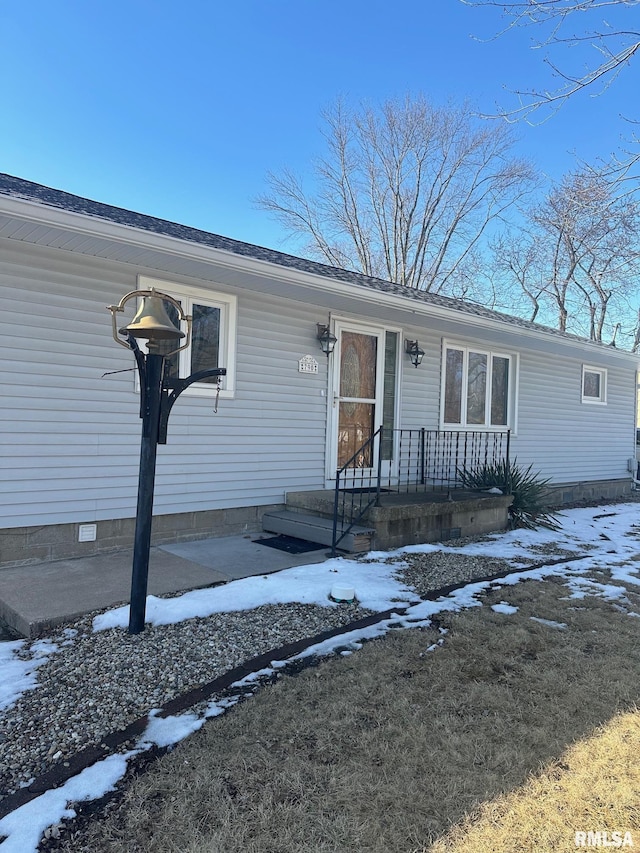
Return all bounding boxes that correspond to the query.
[1,192,639,367]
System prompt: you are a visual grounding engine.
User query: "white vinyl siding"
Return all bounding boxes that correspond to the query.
[1,235,638,534]
[396,327,634,486]
[511,351,630,484]
[0,242,329,528]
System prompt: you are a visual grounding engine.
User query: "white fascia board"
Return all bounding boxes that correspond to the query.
[3,193,640,368]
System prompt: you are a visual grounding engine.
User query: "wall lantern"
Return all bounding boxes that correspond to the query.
[316,323,337,356]
[107,288,226,634]
[405,339,425,368]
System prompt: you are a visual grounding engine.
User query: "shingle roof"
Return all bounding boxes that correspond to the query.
[0,172,615,348]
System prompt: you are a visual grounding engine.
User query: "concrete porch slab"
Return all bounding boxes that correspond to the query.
[159,535,329,579]
[0,535,330,638]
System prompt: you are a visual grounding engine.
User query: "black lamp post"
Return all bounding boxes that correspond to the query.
[108,289,226,634]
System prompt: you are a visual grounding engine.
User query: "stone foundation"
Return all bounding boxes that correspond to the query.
[0,476,633,569]
[543,478,632,507]
[0,504,284,569]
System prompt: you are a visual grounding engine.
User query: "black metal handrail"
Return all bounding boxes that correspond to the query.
[331,426,383,554]
[331,428,510,555]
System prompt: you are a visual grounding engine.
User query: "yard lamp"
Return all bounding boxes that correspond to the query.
[316,323,337,356]
[405,339,425,368]
[107,288,226,634]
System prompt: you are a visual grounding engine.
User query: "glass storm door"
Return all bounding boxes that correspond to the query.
[328,323,389,478]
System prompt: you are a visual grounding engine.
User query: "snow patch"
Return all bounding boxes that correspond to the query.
[491,602,519,614]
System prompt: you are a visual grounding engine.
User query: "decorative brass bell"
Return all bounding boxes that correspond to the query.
[107,287,192,354]
[119,291,184,342]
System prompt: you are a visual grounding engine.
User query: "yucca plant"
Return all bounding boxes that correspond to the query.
[458,458,561,530]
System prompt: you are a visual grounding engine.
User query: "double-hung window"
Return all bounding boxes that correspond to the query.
[138,276,237,397]
[441,342,514,429]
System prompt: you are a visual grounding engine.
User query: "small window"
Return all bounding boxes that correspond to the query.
[138,276,236,397]
[582,366,607,404]
[441,342,514,429]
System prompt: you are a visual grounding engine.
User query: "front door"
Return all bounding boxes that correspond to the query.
[328,322,393,480]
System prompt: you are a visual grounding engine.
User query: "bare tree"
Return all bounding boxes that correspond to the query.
[630,308,640,350]
[493,164,640,341]
[465,0,640,120]
[490,231,547,321]
[257,96,535,293]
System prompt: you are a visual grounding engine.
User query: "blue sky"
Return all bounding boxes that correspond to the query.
[0,0,636,251]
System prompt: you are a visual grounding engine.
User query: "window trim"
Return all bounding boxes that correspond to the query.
[581,364,607,405]
[440,339,517,431]
[138,276,236,398]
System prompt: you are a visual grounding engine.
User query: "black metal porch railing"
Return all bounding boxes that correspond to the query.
[332,426,384,556]
[331,428,510,554]
[394,428,511,493]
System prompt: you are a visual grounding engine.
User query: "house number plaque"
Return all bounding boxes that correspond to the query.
[298,355,319,374]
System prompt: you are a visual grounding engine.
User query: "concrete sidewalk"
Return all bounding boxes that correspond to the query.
[0,535,329,638]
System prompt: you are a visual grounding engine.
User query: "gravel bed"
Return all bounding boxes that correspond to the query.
[393,542,582,599]
[0,601,370,800]
[394,551,520,598]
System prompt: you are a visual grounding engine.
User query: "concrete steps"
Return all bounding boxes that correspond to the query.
[263,488,513,554]
[261,510,374,553]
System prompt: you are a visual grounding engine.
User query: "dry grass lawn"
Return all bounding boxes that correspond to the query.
[57,568,640,853]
